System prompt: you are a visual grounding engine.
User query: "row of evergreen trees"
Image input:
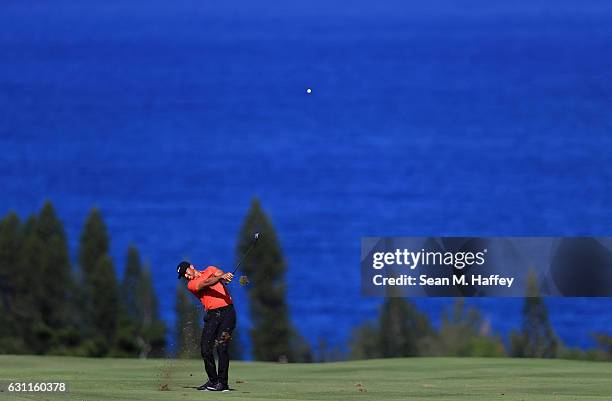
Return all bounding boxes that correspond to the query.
[0,202,165,357]
[0,198,312,361]
[2,200,607,361]
[349,273,559,359]
[349,298,504,360]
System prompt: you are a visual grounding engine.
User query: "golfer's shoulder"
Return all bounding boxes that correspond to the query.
[195,266,222,281]
[187,266,221,292]
[203,265,222,275]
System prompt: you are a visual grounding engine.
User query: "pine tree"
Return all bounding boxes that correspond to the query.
[0,213,21,297]
[511,272,558,358]
[175,284,201,358]
[114,245,141,356]
[378,298,432,357]
[17,214,48,353]
[122,245,141,318]
[437,299,505,357]
[78,208,119,355]
[79,208,110,281]
[349,321,381,360]
[349,298,434,359]
[136,265,166,358]
[0,212,25,353]
[35,202,73,352]
[237,198,310,362]
[118,246,166,358]
[90,255,119,342]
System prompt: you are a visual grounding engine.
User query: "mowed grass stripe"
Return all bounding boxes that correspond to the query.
[0,356,610,401]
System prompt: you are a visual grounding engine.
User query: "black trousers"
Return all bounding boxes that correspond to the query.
[201,304,236,385]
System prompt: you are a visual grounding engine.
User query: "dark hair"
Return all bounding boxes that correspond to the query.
[176,260,191,279]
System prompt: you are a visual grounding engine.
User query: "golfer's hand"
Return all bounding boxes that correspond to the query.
[221,272,234,283]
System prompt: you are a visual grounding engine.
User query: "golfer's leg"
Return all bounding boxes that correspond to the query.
[201,317,219,383]
[216,306,237,387]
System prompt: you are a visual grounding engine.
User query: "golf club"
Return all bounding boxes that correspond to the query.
[232,232,260,275]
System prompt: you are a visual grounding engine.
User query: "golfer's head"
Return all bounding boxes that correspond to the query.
[176,261,196,280]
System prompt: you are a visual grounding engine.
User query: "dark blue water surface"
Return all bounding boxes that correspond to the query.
[1,1,611,355]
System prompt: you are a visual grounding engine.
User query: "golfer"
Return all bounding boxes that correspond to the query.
[177,261,236,392]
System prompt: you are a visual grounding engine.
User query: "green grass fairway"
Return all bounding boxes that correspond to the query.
[0,355,610,401]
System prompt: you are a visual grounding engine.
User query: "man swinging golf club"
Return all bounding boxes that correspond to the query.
[176,233,259,392]
[177,261,236,392]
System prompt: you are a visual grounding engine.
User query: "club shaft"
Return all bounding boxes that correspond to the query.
[232,237,258,274]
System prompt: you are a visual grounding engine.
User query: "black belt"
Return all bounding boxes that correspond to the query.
[208,304,234,314]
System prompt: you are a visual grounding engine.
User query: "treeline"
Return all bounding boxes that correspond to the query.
[169,198,612,362]
[0,198,312,361]
[350,272,612,362]
[0,202,165,357]
[2,200,609,362]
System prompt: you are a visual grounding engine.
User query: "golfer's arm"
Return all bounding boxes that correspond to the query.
[194,273,224,290]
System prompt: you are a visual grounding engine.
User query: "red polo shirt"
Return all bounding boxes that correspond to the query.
[187,266,233,311]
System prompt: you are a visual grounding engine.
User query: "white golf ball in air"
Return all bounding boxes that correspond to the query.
[306,88,312,94]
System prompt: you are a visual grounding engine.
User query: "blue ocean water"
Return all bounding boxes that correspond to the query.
[1,1,611,354]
